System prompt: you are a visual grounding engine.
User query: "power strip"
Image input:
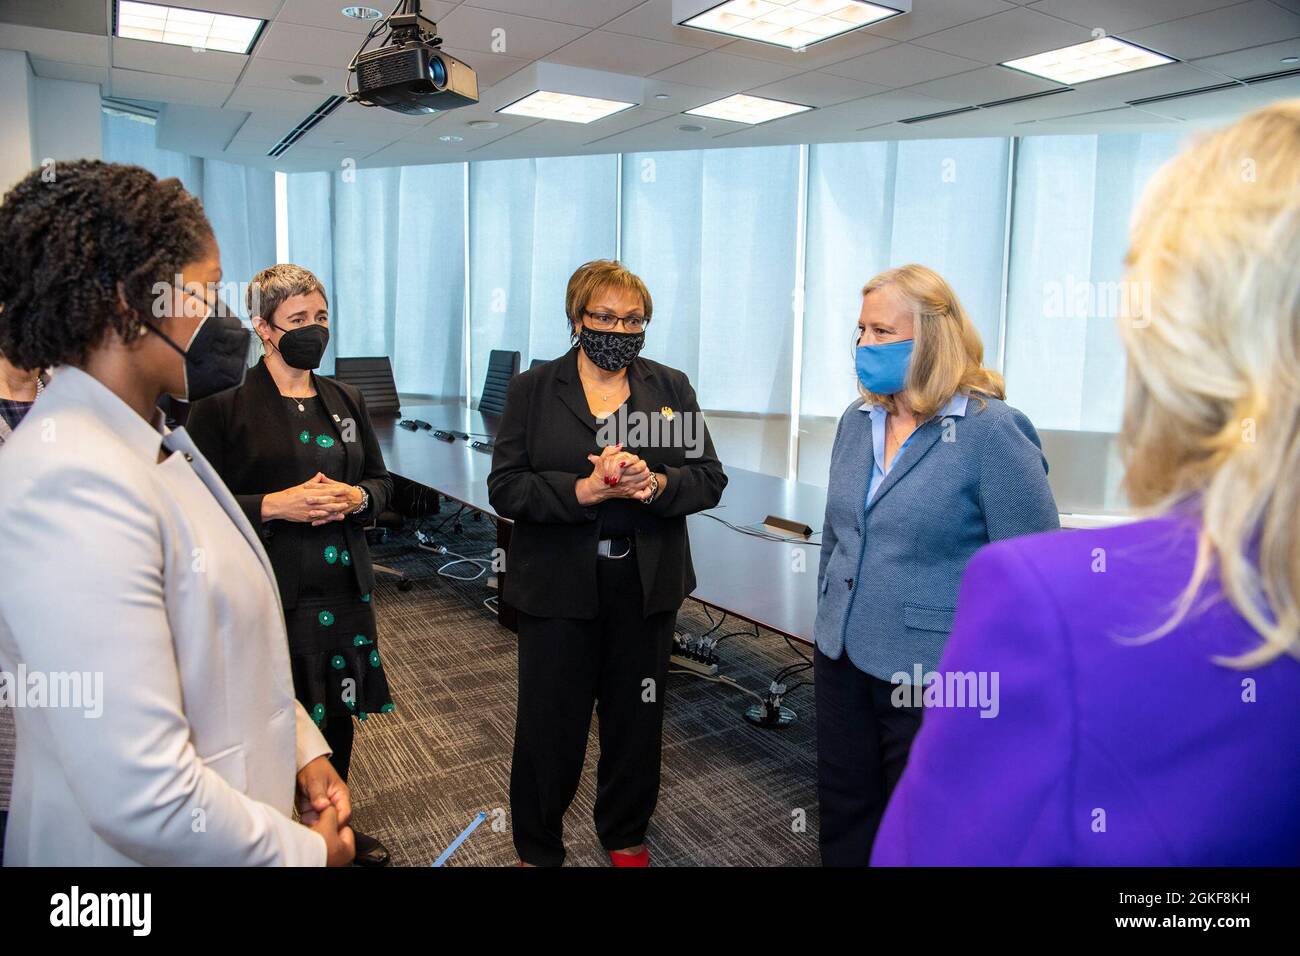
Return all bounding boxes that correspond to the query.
[671,632,719,677]
[670,652,719,677]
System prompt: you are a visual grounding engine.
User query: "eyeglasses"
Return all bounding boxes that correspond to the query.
[584,310,648,333]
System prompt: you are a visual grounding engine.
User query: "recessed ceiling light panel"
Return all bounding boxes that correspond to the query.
[115,1,264,54]
[1001,36,1175,85]
[674,0,909,50]
[685,93,812,125]
[500,91,637,124]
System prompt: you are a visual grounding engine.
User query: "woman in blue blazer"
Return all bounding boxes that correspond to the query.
[872,102,1300,866]
[814,264,1059,866]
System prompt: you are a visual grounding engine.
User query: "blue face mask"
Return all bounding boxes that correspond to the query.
[855,339,914,395]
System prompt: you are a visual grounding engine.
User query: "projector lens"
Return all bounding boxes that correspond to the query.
[427,56,448,89]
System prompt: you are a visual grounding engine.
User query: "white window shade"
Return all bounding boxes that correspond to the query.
[467,155,618,399]
[1004,132,1184,432]
[622,146,801,417]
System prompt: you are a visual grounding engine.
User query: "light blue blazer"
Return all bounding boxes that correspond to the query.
[815,393,1059,681]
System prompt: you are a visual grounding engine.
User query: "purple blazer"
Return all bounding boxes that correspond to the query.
[871,510,1300,866]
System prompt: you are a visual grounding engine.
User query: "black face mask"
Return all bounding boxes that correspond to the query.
[269,323,329,371]
[148,312,249,402]
[579,326,644,372]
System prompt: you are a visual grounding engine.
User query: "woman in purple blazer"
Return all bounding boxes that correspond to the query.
[872,100,1300,866]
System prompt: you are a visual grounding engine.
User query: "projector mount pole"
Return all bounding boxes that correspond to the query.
[386,0,443,49]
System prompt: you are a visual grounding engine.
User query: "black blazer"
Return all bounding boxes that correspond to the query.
[186,359,394,610]
[488,347,727,620]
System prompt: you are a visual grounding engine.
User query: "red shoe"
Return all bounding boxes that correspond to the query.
[607,847,650,867]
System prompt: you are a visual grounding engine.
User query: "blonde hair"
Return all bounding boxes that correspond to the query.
[566,259,653,341]
[859,264,1004,419]
[1119,99,1300,668]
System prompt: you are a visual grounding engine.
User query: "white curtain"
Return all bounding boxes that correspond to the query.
[622,146,801,416]
[287,163,466,397]
[799,137,1011,423]
[102,110,275,320]
[468,154,618,399]
[1003,131,1185,432]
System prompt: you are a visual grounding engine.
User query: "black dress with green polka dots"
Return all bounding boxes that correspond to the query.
[282,396,393,731]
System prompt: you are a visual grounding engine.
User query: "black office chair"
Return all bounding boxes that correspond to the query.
[478,350,519,417]
[333,356,402,416]
[333,356,410,588]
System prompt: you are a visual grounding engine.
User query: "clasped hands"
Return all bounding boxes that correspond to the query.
[576,444,660,506]
[263,472,362,526]
[297,755,355,867]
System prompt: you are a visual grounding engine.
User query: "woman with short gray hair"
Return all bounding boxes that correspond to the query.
[189,263,396,866]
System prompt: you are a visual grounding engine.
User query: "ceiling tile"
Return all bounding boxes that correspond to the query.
[1027,0,1242,33]
[462,0,645,29]
[110,68,233,107]
[911,6,1095,63]
[275,0,457,34]
[905,65,1065,105]
[330,99,435,126]
[1192,37,1300,78]
[1131,71,1300,119]
[1061,60,1231,106]
[238,56,349,94]
[438,45,531,88]
[746,71,887,107]
[650,49,802,88]
[225,83,329,113]
[0,22,109,64]
[546,30,703,75]
[30,56,109,85]
[402,109,538,143]
[602,0,732,49]
[255,20,373,68]
[821,41,984,86]
[436,6,589,60]
[1015,105,1184,132]
[639,78,734,111]
[1124,0,1300,60]
[864,0,1018,43]
[111,37,247,82]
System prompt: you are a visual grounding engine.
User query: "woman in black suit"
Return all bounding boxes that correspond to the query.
[488,259,728,867]
[188,264,395,866]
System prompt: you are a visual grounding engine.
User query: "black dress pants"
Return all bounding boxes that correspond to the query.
[815,646,923,867]
[510,552,676,867]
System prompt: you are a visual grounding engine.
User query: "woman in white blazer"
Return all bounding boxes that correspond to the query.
[0,160,355,866]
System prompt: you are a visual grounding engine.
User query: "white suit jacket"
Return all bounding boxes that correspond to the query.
[0,366,331,866]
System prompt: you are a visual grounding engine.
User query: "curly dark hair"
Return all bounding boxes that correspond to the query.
[0,159,214,370]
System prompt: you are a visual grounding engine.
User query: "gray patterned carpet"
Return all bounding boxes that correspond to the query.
[347,505,821,867]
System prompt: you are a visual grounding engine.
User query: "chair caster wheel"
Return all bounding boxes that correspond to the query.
[398,580,414,592]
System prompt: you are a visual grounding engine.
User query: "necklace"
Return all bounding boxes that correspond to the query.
[284,393,311,413]
[35,376,44,399]
[579,371,626,404]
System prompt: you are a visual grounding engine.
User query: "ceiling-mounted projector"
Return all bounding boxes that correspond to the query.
[346,0,478,115]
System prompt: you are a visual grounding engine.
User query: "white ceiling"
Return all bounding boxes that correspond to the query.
[2,0,1299,170]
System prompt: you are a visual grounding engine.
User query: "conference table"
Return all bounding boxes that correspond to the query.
[374,402,826,645]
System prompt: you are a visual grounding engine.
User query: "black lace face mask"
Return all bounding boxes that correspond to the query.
[579,326,645,371]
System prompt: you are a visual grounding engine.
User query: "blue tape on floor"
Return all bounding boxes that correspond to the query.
[432,811,487,867]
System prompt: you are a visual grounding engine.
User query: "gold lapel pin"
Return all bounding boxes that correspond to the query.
[661,406,675,420]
